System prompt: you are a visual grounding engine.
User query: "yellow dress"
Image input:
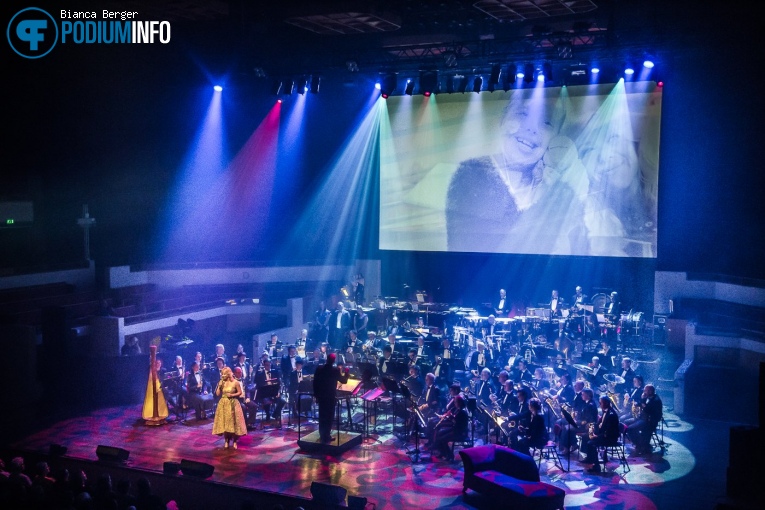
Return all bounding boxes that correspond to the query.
[212,381,247,437]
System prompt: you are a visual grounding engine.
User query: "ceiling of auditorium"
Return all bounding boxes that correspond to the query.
[105,0,703,82]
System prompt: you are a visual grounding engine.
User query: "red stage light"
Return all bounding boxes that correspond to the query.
[381,93,389,99]
[424,91,431,97]
[277,99,282,103]
[657,81,664,87]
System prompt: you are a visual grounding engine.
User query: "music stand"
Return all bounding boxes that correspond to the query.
[382,377,404,436]
[295,378,314,435]
[561,408,578,472]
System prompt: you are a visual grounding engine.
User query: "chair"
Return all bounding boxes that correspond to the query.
[598,441,630,473]
[450,436,474,458]
[531,441,564,471]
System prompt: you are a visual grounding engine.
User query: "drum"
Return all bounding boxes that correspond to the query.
[591,293,608,314]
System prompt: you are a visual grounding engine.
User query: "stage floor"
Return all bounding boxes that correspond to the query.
[11,403,731,510]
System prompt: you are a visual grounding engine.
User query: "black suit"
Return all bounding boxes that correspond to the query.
[280,354,297,381]
[329,310,351,349]
[582,406,621,469]
[313,362,350,442]
[432,360,450,385]
[254,369,285,421]
[289,368,311,414]
[418,384,441,417]
[186,371,213,419]
[514,413,548,455]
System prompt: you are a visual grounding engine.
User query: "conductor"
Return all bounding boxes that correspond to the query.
[313,353,350,443]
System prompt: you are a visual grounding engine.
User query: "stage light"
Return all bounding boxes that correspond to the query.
[523,64,534,83]
[657,81,664,87]
[96,445,129,463]
[285,80,295,94]
[542,63,553,82]
[380,73,397,98]
[277,98,282,103]
[404,79,415,95]
[643,59,655,69]
[296,76,307,95]
[472,76,482,93]
[502,65,515,90]
[310,75,321,93]
[591,67,600,75]
[456,75,468,93]
[270,80,283,95]
[213,85,223,92]
[488,64,501,91]
[420,71,438,96]
[374,82,381,90]
[516,69,524,80]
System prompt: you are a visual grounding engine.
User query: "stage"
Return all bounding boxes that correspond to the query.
[7,398,733,510]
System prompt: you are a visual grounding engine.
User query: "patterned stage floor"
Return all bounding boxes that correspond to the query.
[11,404,728,510]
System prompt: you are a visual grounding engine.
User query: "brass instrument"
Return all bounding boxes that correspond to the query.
[540,391,561,419]
[588,422,596,439]
[623,393,631,409]
[607,391,621,413]
[632,401,641,419]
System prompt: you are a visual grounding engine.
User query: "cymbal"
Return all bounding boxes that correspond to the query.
[603,373,625,384]
[572,363,594,373]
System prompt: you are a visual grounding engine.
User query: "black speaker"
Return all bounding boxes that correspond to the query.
[180,459,214,479]
[348,495,368,510]
[96,445,129,462]
[310,481,346,506]
[163,462,181,475]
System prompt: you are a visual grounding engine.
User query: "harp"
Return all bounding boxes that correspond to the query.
[142,345,169,425]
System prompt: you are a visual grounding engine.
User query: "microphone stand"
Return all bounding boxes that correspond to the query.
[406,397,424,463]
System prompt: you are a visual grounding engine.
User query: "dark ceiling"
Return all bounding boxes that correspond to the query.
[102,0,707,86]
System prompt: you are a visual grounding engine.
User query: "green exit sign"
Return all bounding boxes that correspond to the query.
[5,219,13,225]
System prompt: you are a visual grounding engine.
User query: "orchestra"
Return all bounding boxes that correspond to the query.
[142,282,664,465]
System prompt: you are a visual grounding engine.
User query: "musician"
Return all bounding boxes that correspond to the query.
[211,344,226,364]
[549,289,563,317]
[386,316,403,337]
[352,273,365,305]
[440,337,453,359]
[495,370,511,398]
[494,288,508,317]
[626,384,662,454]
[266,334,282,360]
[531,368,551,392]
[232,352,255,395]
[418,373,441,419]
[475,368,494,407]
[431,355,450,386]
[498,379,518,414]
[233,343,246,363]
[482,314,504,338]
[288,357,310,416]
[314,301,331,344]
[514,359,533,384]
[432,395,469,461]
[581,395,621,473]
[406,348,420,370]
[313,353,350,443]
[598,340,616,371]
[209,356,226,387]
[513,398,548,457]
[344,331,363,362]
[620,375,645,422]
[168,356,185,379]
[571,286,588,309]
[558,381,588,454]
[186,362,213,420]
[329,301,351,350]
[296,328,309,353]
[382,333,400,355]
[280,345,298,382]
[353,308,368,339]
[469,341,495,376]
[587,356,608,387]
[318,342,329,363]
[415,335,430,364]
[616,357,635,393]
[426,384,461,448]
[606,291,621,318]
[553,373,575,406]
[254,359,285,424]
[404,364,424,399]
[553,333,574,360]
[122,336,141,356]
[378,345,394,377]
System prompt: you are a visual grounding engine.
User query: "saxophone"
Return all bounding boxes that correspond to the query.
[588,422,596,439]
[607,391,621,413]
[632,401,641,419]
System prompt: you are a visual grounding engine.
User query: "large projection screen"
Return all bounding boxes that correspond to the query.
[379,82,661,257]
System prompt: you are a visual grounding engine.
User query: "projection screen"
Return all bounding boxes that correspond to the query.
[379,82,661,257]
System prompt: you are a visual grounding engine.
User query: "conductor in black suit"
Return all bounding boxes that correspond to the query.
[313,353,350,443]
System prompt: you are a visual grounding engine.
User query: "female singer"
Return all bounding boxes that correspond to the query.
[212,367,247,449]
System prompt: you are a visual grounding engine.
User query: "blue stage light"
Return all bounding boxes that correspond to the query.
[213,85,223,92]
